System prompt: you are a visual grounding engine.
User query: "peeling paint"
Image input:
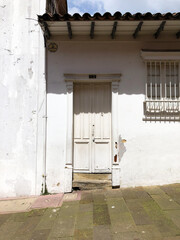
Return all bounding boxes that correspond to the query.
[0,0,46,197]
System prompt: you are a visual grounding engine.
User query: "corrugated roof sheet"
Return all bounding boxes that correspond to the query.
[38,12,180,22]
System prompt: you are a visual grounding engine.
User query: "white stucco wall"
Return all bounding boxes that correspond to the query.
[46,40,180,192]
[1,2,180,197]
[0,0,45,197]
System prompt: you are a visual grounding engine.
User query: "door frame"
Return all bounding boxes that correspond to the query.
[64,74,121,192]
[73,82,112,173]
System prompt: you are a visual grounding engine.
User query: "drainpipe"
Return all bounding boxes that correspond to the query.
[42,46,48,194]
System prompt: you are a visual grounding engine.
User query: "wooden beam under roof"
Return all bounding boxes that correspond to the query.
[133,21,143,39]
[111,21,118,39]
[176,30,180,39]
[154,21,166,39]
[67,22,72,39]
[90,22,95,39]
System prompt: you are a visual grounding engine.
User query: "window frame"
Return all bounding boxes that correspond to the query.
[141,51,180,121]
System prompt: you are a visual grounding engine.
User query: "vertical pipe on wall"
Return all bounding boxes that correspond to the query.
[35,0,47,195]
[42,46,48,194]
[170,62,172,99]
[165,62,167,99]
[150,61,152,100]
[174,62,176,99]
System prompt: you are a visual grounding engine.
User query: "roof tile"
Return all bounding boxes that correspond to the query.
[38,11,180,22]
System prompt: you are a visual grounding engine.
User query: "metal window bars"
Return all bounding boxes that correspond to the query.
[144,61,180,121]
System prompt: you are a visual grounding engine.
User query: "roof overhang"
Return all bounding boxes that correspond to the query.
[38,12,180,42]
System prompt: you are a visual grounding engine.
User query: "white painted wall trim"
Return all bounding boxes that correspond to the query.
[64,81,73,192]
[141,51,180,61]
[112,81,121,187]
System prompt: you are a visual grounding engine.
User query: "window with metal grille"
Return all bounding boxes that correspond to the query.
[144,61,180,121]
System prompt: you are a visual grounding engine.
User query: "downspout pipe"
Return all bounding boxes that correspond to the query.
[42,42,48,194]
[38,17,49,195]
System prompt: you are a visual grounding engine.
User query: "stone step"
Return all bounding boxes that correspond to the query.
[73,173,111,181]
[73,181,112,191]
[73,173,112,190]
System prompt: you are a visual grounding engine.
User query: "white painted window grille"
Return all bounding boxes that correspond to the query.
[144,61,180,121]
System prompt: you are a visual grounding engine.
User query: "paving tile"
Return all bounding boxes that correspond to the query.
[0,221,23,240]
[28,229,50,240]
[0,214,11,227]
[104,189,123,199]
[126,199,152,225]
[107,198,131,214]
[142,199,180,237]
[0,198,37,213]
[13,216,43,239]
[164,210,180,228]
[80,192,93,204]
[9,211,29,222]
[31,194,64,209]
[151,194,180,210]
[110,211,137,233]
[163,237,180,240]
[75,211,93,230]
[48,216,76,238]
[108,199,136,232]
[0,184,180,240]
[107,197,137,233]
[122,187,152,201]
[74,228,93,240]
[144,186,167,196]
[93,203,111,226]
[36,208,60,230]
[47,202,79,238]
[137,224,163,240]
[79,203,93,213]
[113,231,142,240]
[160,185,180,205]
[49,238,73,240]
[59,202,79,218]
[93,225,112,240]
[93,192,106,203]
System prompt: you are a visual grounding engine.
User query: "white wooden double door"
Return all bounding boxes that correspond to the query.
[73,83,112,173]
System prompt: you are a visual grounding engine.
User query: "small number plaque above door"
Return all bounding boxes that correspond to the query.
[89,75,97,79]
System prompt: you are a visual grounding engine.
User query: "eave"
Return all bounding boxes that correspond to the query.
[38,12,180,42]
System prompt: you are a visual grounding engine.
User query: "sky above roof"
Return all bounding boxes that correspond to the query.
[68,0,180,15]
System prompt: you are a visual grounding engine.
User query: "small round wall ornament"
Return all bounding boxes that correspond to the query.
[48,42,58,52]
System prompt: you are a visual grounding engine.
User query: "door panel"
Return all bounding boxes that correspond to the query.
[94,142,111,172]
[74,83,111,173]
[74,141,90,171]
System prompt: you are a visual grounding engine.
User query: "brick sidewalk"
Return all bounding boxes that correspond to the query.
[0,184,180,239]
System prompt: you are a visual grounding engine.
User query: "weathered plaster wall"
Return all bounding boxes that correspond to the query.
[46,40,180,192]
[0,0,45,197]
